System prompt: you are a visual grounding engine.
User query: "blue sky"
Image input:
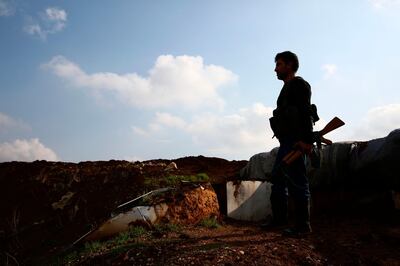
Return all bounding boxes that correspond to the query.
[1,0,400,162]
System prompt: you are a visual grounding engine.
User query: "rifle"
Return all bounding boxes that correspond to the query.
[282,117,345,165]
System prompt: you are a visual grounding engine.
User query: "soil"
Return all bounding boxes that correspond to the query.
[0,156,399,265]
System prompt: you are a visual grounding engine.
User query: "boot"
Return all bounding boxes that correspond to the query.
[282,200,312,237]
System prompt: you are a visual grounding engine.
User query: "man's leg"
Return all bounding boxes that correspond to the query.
[284,154,312,235]
[270,182,288,226]
[262,141,292,228]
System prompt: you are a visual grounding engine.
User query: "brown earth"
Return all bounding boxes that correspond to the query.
[0,156,399,265]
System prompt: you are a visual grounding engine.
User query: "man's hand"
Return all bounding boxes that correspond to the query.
[293,141,313,155]
[282,141,313,165]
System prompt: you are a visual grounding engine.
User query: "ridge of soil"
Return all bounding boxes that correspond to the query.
[0,156,399,265]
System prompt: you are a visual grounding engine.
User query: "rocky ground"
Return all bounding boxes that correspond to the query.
[0,156,399,265]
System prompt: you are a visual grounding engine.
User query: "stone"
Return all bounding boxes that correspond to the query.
[164,162,178,172]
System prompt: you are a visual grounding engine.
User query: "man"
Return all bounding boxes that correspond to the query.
[266,51,314,236]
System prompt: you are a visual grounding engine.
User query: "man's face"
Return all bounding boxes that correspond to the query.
[274,59,293,81]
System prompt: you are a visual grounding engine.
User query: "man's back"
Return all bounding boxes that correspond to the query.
[275,76,313,143]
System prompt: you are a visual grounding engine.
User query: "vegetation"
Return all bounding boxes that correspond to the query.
[50,226,148,265]
[198,217,220,229]
[165,173,209,186]
[154,223,182,234]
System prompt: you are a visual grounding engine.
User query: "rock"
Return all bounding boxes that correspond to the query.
[51,191,75,210]
[165,162,178,172]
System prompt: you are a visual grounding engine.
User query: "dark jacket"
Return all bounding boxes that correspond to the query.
[272,77,313,143]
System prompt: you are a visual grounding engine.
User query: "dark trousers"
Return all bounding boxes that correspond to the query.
[270,139,311,227]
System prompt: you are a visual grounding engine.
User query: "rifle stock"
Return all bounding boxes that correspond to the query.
[282,117,345,165]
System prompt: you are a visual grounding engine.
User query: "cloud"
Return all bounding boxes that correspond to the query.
[0,0,14,16]
[369,0,400,9]
[44,55,238,110]
[45,7,67,21]
[24,7,67,39]
[353,103,400,140]
[0,138,59,162]
[154,112,187,129]
[133,103,279,159]
[0,112,30,132]
[123,156,143,162]
[322,64,337,79]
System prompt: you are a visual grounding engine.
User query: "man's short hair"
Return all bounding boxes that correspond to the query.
[275,51,299,73]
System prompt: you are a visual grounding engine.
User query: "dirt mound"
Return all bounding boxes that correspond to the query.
[163,183,220,224]
[0,157,245,263]
[1,156,399,265]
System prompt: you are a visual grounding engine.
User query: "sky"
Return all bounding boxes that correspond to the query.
[1,0,400,162]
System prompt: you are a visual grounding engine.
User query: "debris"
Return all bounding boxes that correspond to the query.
[165,162,178,171]
[84,182,220,241]
[51,191,75,210]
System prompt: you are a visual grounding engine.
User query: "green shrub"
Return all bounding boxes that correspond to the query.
[198,217,220,229]
[83,241,104,254]
[110,226,148,246]
[154,223,182,233]
[128,226,148,238]
[112,231,131,246]
[165,173,209,185]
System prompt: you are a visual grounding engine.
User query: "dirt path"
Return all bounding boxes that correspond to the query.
[73,212,400,266]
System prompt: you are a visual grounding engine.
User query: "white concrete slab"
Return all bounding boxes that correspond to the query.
[227,181,272,221]
[86,204,169,240]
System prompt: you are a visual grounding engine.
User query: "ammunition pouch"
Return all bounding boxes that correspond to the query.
[269,107,300,139]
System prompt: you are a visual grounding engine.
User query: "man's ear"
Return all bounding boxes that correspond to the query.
[286,61,294,71]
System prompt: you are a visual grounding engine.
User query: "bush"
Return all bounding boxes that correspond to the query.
[154,223,182,233]
[165,173,209,185]
[198,217,220,229]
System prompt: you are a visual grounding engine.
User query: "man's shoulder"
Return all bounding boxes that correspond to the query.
[292,76,310,88]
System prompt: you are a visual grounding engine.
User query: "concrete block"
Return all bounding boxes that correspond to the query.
[227,181,272,221]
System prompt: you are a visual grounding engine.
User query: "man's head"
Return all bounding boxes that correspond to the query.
[274,51,299,82]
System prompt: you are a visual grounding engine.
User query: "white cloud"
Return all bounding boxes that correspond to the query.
[0,112,30,132]
[154,112,187,129]
[0,112,17,130]
[369,0,400,9]
[46,7,67,21]
[353,103,400,140]
[24,7,67,39]
[44,55,238,110]
[132,126,149,137]
[123,155,143,162]
[133,103,279,159]
[322,64,337,79]
[0,138,59,162]
[0,0,14,16]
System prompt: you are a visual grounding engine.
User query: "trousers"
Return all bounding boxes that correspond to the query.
[270,138,311,226]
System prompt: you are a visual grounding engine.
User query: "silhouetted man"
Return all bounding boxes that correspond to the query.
[266,51,314,236]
